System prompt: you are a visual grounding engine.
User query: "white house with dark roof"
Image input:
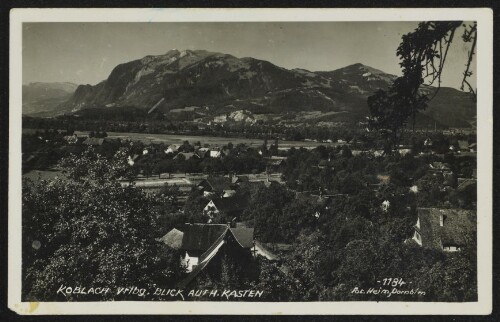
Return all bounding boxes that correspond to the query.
[209,147,224,158]
[165,144,181,154]
[159,224,255,288]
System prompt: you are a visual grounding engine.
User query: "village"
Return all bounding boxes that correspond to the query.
[21,125,477,294]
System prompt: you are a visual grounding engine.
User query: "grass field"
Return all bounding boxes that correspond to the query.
[23,127,343,149]
[70,131,341,149]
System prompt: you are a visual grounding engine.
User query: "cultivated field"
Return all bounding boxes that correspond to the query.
[69,131,342,149]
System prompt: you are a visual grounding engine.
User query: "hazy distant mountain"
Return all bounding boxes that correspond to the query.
[23,82,79,116]
[54,49,475,127]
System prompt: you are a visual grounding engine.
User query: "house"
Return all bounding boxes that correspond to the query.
[213,114,228,123]
[63,134,78,144]
[424,138,433,147]
[173,152,198,160]
[468,142,477,152]
[127,154,139,166]
[381,200,390,213]
[458,140,469,152]
[165,224,254,288]
[429,162,451,172]
[208,147,224,158]
[197,177,232,197]
[165,144,181,154]
[194,147,210,158]
[82,137,104,146]
[231,175,249,185]
[222,189,237,198]
[266,156,287,172]
[410,208,476,252]
[398,148,412,156]
[203,196,249,223]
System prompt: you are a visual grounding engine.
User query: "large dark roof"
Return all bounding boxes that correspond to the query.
[198,176,232,192]
[176,225,254,288]
[174,152,197,160]
[232,175,249,184]
[211,196,249,214]
[179,224,254,252]
[180,224,227,252]
[177,231,227,288]
[229,227,254,248]
[416,208,476,249]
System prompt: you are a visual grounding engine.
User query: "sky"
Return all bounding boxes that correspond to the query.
[22,22,476,90]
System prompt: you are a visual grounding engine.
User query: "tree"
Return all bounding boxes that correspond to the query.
[58,147,130,183]
[335,239,378,290]
[23,150,183,301]
[368,21,476,152]
[283,231,326,300]
[244,183,294,243]
[256,260,296,301]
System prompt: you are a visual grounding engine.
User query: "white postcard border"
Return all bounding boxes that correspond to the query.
[9,8,493,315]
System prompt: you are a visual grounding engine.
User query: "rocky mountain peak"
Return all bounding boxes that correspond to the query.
[27,49,475,128]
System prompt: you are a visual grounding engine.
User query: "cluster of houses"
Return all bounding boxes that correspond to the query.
[405,158,477,252]
[422,137,477,155]
[64,132,477,285]
[154,173,290,287]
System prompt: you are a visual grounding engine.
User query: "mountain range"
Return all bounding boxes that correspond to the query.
[22,82,79,116]
[23,49,476,128]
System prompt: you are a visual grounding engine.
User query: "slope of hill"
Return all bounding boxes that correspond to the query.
[48,50,475,127]
[22,82,79,116]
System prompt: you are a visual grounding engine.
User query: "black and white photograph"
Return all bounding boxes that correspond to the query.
[8,8,493,315]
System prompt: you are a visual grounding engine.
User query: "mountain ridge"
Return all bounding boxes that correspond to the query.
[22,82,79,116]
[24,50,476,128]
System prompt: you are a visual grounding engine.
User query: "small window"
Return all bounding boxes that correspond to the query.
[440,214,447,227]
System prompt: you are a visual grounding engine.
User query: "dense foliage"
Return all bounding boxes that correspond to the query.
[22,149,184,301]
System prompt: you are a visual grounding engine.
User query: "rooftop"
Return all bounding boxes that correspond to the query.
[416,208,476,249]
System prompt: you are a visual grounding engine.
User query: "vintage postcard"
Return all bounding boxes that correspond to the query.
[8,8,493,315]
